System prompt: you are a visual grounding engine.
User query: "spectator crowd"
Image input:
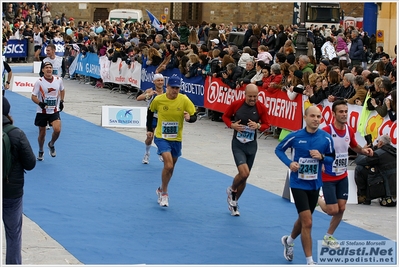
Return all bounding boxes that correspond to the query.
[2,2,397,123]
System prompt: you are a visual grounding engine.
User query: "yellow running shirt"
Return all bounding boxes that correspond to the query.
[150,93,196,142]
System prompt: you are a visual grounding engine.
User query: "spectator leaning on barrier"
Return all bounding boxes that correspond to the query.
[306,74,327,104]
[373,77,393,118]
[355,135,396,206]
[221,62,243,89]
[250,60,266,84]
[333,73,355,102]
[347,75,368,105]
[237,60,256,87]
[325,70,341,102]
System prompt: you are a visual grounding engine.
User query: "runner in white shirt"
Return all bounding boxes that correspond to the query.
[39,43,66,78]
[31,62,65,161]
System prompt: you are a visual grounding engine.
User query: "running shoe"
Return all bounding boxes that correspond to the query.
[158,155,164,162]
[37,151,44,161]
[226,186,237,207]
[228,204,240,216]
[281,235,294,261]
[142,153,149,164]
[322,235,340,249]
[160,194,169,207]
[307,262,317,265]
[48,142,56,157]
[156,187,162,204]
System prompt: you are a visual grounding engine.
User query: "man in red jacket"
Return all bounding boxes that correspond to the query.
[222,84,270,216]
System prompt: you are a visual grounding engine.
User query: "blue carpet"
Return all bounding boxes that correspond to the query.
[4,91,395,264]
[10,65,33,73]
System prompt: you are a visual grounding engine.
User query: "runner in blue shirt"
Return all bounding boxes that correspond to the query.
[275,105,335,265]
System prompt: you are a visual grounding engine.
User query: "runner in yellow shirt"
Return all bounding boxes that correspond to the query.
[148,75,197,207]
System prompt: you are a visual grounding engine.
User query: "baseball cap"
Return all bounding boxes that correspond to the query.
[210,38,220,44]
[153,73,164,81]
[320,59,330,66]
[168,75,181,87]
[42,62,53,68]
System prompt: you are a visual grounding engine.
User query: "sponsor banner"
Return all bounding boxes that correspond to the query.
[75,52,101,79]
[108,58,141,87]
[317,239,396,265]
[316,100,397,147]
[141,65,204,107]
[3,39,28,58]
[203,78,303,131]
[99,55,111,83]
[10,76,38,92]
[40,40,65,57]
[101,106,147,128]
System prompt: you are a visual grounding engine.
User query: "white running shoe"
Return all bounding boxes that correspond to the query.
[158,155,164,162]
[322,235,340,249]
[142,153,149,164]
[156,187,162,204]
[281,235,294,261]
[228,204,240,216]
[226,186,237,207]
[160,194,169,207]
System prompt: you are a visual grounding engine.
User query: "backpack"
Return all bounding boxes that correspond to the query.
[3,124,17,183]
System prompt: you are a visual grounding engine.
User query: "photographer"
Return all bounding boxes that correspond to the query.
[221,62,243,89]
[355,135,396,206]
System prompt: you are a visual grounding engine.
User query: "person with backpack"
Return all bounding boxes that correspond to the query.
[2,96,36,264]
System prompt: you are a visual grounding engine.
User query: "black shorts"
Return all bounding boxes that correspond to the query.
[291,188,320,214]
[34,45,42,52]
[322,176,349,204]
[34,112,61,127]
[231,138,257,170]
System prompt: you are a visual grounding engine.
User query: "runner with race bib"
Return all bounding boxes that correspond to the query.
[318,100,373,250]
[148,75,197,208]
[222,84,270,216]
[275,105,335,265]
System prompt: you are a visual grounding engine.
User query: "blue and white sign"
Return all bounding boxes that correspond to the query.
[101,106,147,128]
[3,39,28,58]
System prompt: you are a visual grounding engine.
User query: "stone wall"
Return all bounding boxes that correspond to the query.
[49,2,364,27]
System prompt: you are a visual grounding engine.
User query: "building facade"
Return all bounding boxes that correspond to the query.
[48,2,365,28]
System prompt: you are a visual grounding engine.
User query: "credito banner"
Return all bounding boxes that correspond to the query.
[204,77,303,131]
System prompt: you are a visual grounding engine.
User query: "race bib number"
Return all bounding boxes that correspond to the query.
[45,96,57,110]
[332,152,348,174]
[52,69,58,75]
[162,121,178,139]
[298,157,319,180]
[236,126,255,143]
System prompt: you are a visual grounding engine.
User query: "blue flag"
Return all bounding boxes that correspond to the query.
[146,10,164,32]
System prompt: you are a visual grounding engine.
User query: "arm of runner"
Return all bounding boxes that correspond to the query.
[146,108,155,132]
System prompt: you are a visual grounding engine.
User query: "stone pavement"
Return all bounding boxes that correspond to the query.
[2,65,397,265]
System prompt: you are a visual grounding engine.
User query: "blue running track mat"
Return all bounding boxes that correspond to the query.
[4,91,395,265]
